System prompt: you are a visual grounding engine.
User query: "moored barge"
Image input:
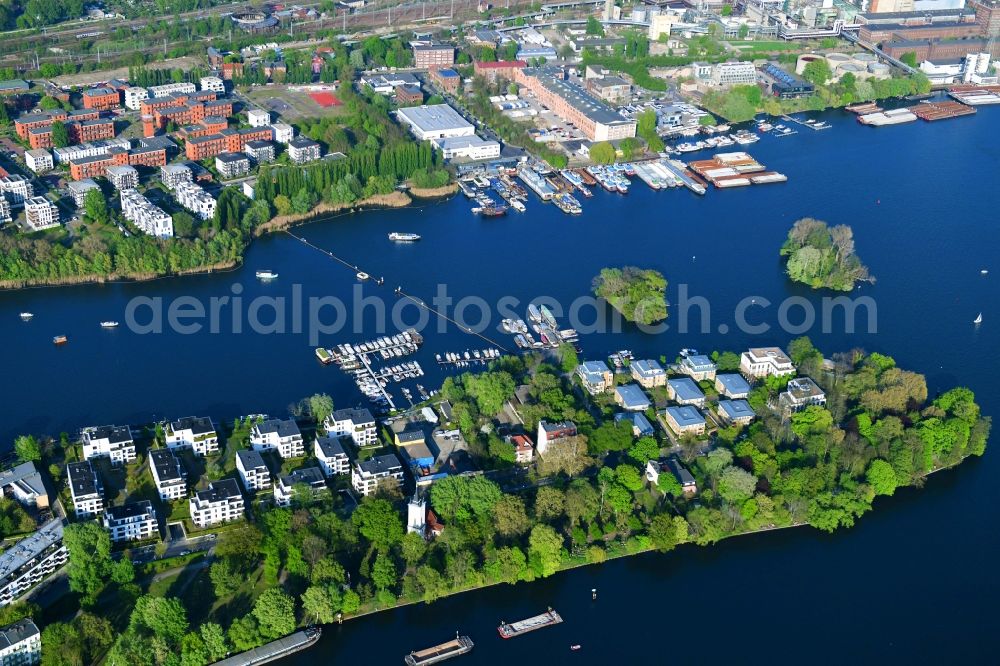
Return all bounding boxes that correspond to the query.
[498,608,563,638]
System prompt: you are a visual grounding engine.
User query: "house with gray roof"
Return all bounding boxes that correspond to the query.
[662,405,706,437]
[630,359,666,388]
[236,449,270,492]
[250,418,304,459]
[615,384,652,412]
[577,360,613,394]
[0,463,48,510]
[715,373,751,399]
[315,436,350,477]
[615,411,656,437]
[667,377,706,408]
[680,354,717,381]
[717,399,756,426]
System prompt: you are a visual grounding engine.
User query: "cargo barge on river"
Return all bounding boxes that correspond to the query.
[498,608,563,638]
[404,634,474,665]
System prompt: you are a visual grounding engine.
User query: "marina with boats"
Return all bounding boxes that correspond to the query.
[315,329,424,411]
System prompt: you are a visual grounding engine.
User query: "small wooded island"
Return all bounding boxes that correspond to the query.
[780,218,873,292]
[592,266,668,325]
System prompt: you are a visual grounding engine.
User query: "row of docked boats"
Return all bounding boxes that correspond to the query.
[436,348,502,367]
[367,360,424,383]
[676,129,760,153]
[585,164,630,194]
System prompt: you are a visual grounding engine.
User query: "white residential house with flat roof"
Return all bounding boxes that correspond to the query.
[715,373,752,399]
[236,449,271,492]
[778,377,827,414]
[82,424,136,464]
[576,360,613,394]
[173,181,216,220]
[630,359,666,388]
[247,108,271,127]
[352,454,404,497]
[274,467,327,507]
[0,175,33,205]
[24,149,53,174]
[148,448,187,501]
[67,179,100,207]
[250,419,304,459]
[120,189,173,238]
[161,164,193,190]
[103,501,157,544]
[124,86,149,109]
[23,197,59,231]
[67,461,103,519]
[315,436,350,477]
[0,519,68,608]
[165,416,219,456]
[287,137,321,163]
[680,354,717,381]
[271,122,294,144]
[0,197,9,224]
[667,377,706,408]
[0,619,41,663]
[189,479,244,528]
[740,347,796,378]
[106,165,139,190]
[200,76,225,94]
[324,408,377,447]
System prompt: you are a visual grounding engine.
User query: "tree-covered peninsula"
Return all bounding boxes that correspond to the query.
[20,338,987,665]
[780,218,873,292]
[592,266,668,325]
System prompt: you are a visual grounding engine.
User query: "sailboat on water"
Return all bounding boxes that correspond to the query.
[974,313,983,325]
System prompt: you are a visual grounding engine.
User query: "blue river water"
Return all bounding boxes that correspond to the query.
[2,103,998,663]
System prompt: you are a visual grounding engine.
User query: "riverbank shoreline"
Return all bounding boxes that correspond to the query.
[0,184,461,292]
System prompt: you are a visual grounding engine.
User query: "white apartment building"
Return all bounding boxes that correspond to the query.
[244,140,275,163]
[149,448,187,501]
[124,86,149,110]
[314,436,350,477]
[236,448,271,492]
[53,138,131,164]
[106,165,138,190]
[81,424,136,464]
[0,197,10,224]
[189,479,244,528]
[351,454,404,497]
[104,501,158,544]
[250,419,304,459]
[161,164,193,190]
[273,467,327,507]
[165,416,219,456]
[740,347,796,378]
[271,122,294,144]
[148,82,196,98]
[710,61,757,87]
[200,76,225,94]
[24,149,52,174]
[120,189,174,238]
[173,181,216,220]
[324,408,377,447]
[67,179,100,207]
[0,519,67,608]
[66,461,103,519]
[0,619,41,664]
[215,152,250,179]
[247,108,270,127]
[23,198,59,232]
[0,176,33,206]
[287,137,322,164]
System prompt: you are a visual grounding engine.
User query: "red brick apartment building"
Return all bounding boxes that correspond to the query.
[82,87,121,111]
